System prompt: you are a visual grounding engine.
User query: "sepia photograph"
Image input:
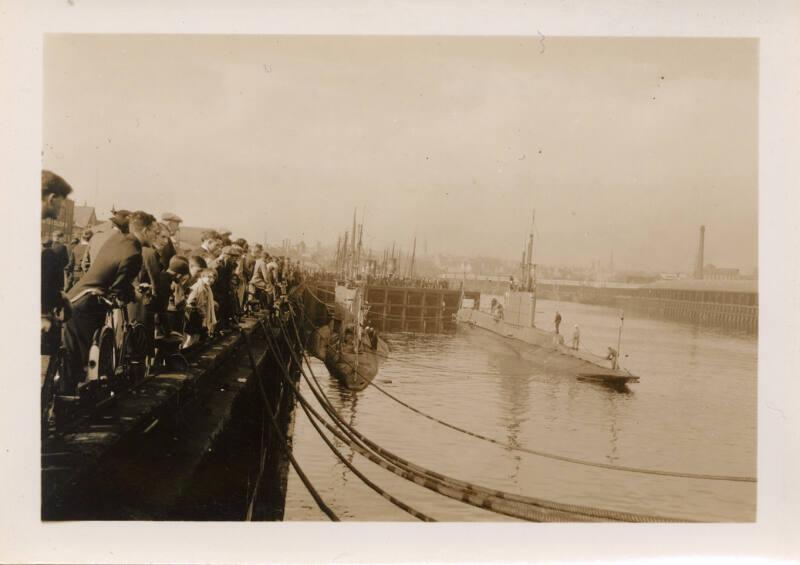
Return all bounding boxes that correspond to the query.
[39,33,758,523]
[2,1,799,563]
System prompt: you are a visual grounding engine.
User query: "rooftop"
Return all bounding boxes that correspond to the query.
[72,205,98,228]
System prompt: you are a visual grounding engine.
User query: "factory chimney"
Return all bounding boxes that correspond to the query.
[694,225,706,279]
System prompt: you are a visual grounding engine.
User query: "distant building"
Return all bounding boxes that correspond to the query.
[72,204,99,237]
[702,264,740,281]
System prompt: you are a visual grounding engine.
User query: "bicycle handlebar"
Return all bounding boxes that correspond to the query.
[90,282,150,308]
[94,293,127,309]
[96,295,115,307]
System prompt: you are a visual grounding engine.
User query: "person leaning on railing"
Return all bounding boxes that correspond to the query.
[63,211,157,395]
[182,268,218,349]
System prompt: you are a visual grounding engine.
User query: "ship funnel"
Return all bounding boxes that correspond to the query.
[694,225,705,280]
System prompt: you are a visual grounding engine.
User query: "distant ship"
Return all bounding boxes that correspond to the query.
[455,213,639,389]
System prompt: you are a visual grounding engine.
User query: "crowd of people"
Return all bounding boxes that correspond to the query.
[41,170,303,398]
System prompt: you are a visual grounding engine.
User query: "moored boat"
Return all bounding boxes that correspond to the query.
[314,282,389,390]
[309,212,390,391]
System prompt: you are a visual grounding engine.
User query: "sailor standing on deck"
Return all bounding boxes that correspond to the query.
[554,311,562,334]
[572,324,580,350]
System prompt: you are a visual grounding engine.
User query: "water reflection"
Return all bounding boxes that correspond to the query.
[489,353,530,480]
[285,298,757,522]
[605,391,620,463]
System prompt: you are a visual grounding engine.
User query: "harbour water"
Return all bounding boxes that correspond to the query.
[284,297,757,521]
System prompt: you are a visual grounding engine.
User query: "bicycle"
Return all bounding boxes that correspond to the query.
[84,290,150,399]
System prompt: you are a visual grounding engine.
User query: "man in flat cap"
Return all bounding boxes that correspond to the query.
[162,212,182,233]
[162,212,182,249]
[158,213,182,269]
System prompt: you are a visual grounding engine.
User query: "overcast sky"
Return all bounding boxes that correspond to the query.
[43,35,757,272]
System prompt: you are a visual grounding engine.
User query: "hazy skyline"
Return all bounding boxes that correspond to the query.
[43,35,757,272]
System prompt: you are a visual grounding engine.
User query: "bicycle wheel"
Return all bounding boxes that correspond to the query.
[96,326,116,383]
[122,322,149,383]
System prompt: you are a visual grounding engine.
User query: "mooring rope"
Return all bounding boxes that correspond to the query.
[275,315,691,522]
[245,411,269,521]
[241,331,339,521]
[292,295,757,484]
[257,321,436,522]
[265,326,595,522]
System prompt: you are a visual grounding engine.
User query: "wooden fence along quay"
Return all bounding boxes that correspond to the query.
[535,280,758,334]
[310,282,480,333]
[615,296,757,333]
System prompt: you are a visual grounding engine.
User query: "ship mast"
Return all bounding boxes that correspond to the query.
[341,231,349,280]
[527,210,536,327]
[334,234,342,274]
[408,236,417,278]
[525,210,535,290]
[349,210,357,280]
[356,222,364,278]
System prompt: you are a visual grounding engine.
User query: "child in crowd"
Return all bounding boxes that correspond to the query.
[187,255,207,288]
[163,255,190,335]
[182,268,217,349]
